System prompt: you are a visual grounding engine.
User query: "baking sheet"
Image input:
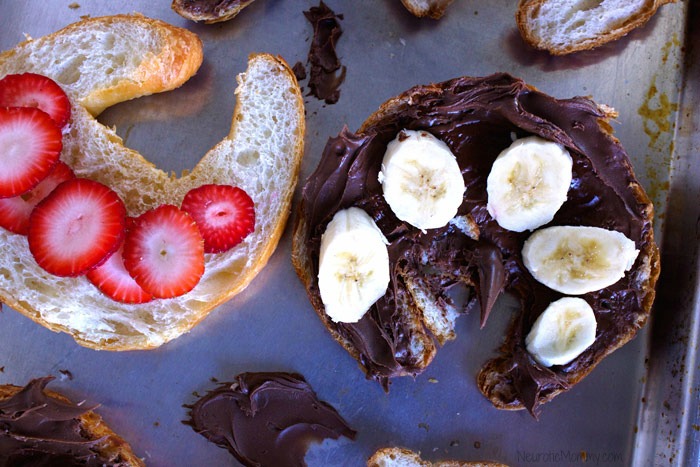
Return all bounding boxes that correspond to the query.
[0,0,696,465]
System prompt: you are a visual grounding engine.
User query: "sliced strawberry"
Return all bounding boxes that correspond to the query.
[123,204,204,299]
[28,178,126,277]
[0,73,71,128]
[0,107,62,198]
[87,231,154,304]
[0,161,74,235]
[181,184,255,253]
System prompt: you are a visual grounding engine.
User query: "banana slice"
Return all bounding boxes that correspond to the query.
[525,297,597,367]
[486,136,573,232]
[522,225,639,295]
[378,129,465,231]
[318,207,390,323]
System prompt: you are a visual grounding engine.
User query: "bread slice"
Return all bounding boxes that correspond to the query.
[0,15,305,350]
[400,0,455,19]
[293,73,659,412]
[368,447,506,467]
[171,0,258,24]
[516,0,677,55]
[0,377,143,466]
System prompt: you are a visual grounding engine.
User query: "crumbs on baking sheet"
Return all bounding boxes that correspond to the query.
[68,2,80,8]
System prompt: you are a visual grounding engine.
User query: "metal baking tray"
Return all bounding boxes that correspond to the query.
[0,0,697,465]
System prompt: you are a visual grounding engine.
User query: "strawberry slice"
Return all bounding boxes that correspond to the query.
[0,73,71,128]
[0,107,62,198]
[28,178,126,277]
[181,184,255,253]
[123,204,204,299]
[87,222,154,304]
[0,161,74,235]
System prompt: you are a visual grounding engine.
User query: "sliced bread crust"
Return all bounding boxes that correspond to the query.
[368,447,507,467]
[516,0,677,55]
[400,0,455,19]
[0,15,305,350]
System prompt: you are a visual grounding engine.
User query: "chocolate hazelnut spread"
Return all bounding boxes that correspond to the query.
[171,0,255,23]
[297,73,657,413]
[303,2,346,104]
[187,372,356,466]
[0,377,126,466]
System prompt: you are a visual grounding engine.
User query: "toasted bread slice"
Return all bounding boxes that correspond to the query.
[368,447,507,467]
[293,73,659,412]
[516,0,677,55]
[0,15,305,350]
[0,377,143,466]
[400,0,455,19]
[172,0,258,24]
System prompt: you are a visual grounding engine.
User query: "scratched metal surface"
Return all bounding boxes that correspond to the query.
[0,0,696,466]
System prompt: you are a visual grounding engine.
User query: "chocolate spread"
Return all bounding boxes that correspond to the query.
[298,73,655,413]
[303,2,346,104]
[172,0,254,22]
[187,372,356,466]
[0,376,125,466]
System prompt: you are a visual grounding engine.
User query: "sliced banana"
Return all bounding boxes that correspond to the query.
[378,129,465,231]
[486,136,573,232]
[522,225,639,295]
[318,207,390,323]
[525,297,597,367]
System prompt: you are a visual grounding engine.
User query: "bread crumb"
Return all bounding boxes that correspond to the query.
[68,2,80,8]
[428,377,438,383]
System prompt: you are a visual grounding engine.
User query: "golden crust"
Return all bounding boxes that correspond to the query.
[0,383,144,466]
[516,0,678,55]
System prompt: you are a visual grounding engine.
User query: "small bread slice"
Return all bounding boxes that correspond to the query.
[0,15,305,350]
[516,0,677,55]
[0,377,143,466]
[172,0,258,24]
[400,0,455,19]
[368,447,507,467]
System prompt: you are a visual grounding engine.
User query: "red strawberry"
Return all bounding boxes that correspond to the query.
[0,107,62,198]
[28,178,126,277]
[87,222,154,304]
[180,184,255,253]
[123,204,204,299]
[0,161,74,235]
[0,73,71,128]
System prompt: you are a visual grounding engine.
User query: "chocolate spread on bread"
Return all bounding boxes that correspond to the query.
[303,1,346,104]
[0,377,125,466]
[297,73,657,413]
[187,372,356,466]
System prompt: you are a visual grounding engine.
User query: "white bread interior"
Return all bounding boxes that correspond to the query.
[0,14,305,350]
[516,0,677,55]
